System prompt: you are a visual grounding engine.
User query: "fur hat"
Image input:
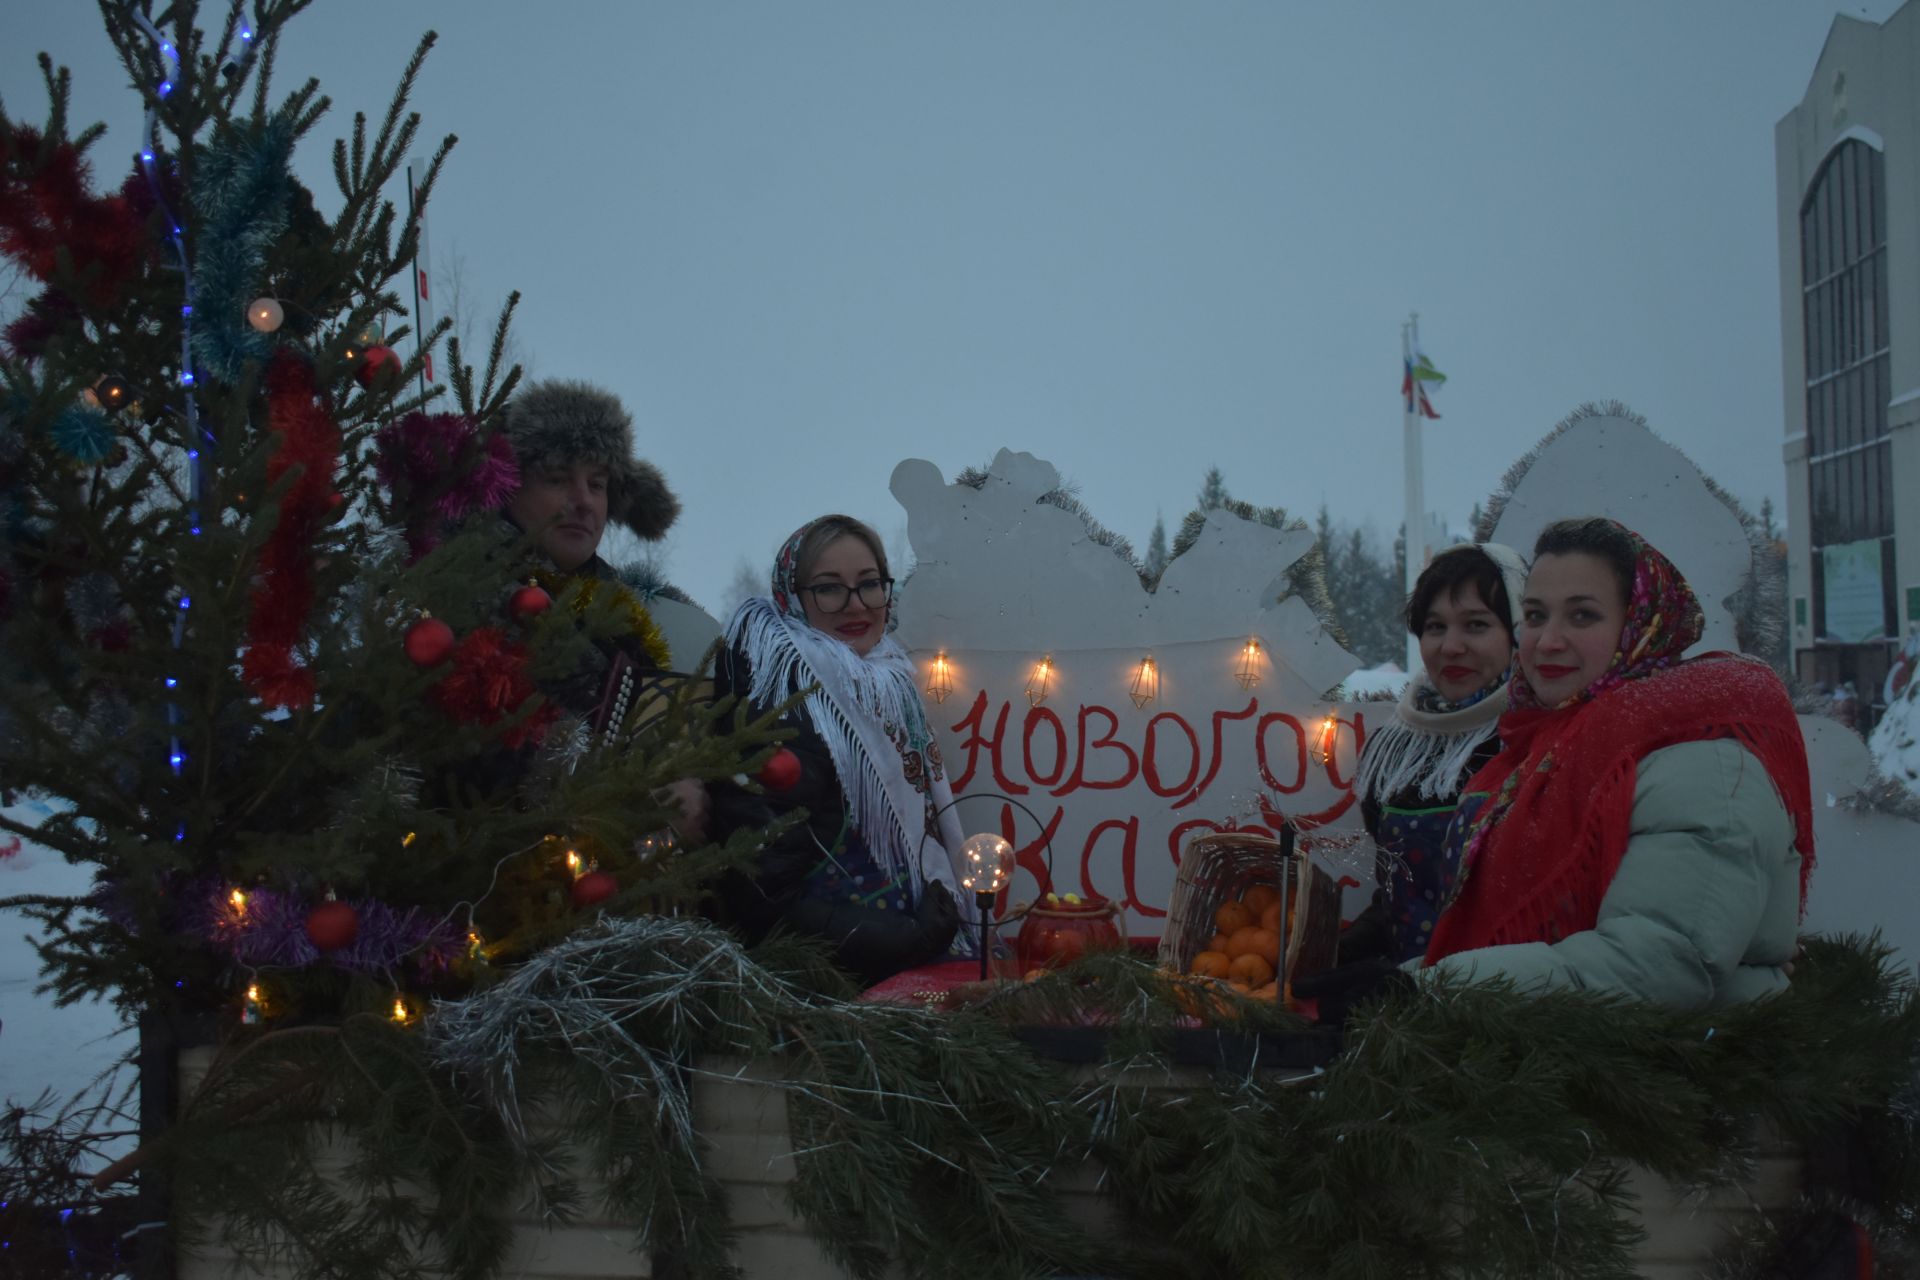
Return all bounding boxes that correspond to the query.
[501,379,680,540]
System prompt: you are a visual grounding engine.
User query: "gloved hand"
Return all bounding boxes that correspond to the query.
[915,880,961,952]
[1290,956,1417,1028]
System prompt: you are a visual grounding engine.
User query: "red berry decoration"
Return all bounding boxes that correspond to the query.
[509,583,552,621]
[757,746,802,791]
[354,344,402,389]
[304,899,360,952]
[405,616,455,667]
[570,869,618,908]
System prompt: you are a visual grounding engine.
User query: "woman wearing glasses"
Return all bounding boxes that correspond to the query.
[706,514,963,985]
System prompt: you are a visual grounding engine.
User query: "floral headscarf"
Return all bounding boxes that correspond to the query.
[1508,522,1705,712]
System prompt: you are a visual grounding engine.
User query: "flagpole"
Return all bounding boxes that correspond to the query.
[1403,314,1424,679]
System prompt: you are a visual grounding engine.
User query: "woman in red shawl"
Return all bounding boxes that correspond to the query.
[1416,517,1814,1007]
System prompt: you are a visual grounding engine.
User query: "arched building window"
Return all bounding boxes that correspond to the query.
[1802,138,1894,643]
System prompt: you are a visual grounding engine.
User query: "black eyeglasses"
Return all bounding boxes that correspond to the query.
[801,577,894,613]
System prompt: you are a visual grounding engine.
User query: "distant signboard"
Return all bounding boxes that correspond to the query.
[1822,539,1885,643]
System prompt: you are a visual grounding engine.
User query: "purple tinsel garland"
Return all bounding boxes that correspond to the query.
[190,882,466,974]
[374,411,520,558]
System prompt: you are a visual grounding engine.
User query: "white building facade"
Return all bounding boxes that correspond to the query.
[1776,3,1920,723]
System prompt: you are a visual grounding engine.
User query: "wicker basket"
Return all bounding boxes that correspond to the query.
[1157,830,1341,992]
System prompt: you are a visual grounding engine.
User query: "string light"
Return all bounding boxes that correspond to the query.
[1315,712,1339,765]
[401,831,417,848]
[1025,655,1054,706]
[390,997,410,1024]
[1128,655,1159,709]
[565,848,583,878]
[126,3,250,860]
[1234,638,1264,689]
[229,888,247,913]
[242,982,263,1025]
[925,650,954,704]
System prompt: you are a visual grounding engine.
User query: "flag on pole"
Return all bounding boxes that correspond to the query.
[1402,346,1445,420]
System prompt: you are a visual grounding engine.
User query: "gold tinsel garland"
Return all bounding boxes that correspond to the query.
[534,570,674,672]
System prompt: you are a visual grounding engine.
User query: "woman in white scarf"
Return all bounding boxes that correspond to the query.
[1342,542,1528,964]
[707,515,966,985]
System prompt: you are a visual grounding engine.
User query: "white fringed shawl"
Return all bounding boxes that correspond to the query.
[1351,676,1507,806]
[725,596,966,902]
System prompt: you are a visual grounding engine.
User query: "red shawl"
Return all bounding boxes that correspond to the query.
[1423,652,1814,963]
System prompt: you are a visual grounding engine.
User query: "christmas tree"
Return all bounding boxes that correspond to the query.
[0,4,793,1266]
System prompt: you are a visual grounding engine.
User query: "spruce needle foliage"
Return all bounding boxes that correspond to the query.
[138,931,1920,1279]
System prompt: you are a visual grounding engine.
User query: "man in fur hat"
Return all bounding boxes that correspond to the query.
[500,378,706,838]
[501,379,680,574]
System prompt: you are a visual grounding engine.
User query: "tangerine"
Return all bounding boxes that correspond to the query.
[1214,901,1253,934]
[1229,952,1275,987]
[1190,950,1231,979]
[1259,901,1284,933]
[1223,926,1262,960]
[1208,931,1231,954]
[1242,884,1281,916]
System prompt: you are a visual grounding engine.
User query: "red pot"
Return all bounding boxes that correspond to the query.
[1014,893,1126,974]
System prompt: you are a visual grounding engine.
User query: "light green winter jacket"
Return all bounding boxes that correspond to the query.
[1419,738,1801,1009]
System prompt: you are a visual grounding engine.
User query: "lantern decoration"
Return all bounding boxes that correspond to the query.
[1315,712,1339,765]
[925,650,954,703]
[1128,655,1159,709]
[1234,638,1263,689]
[958,832,1016,981]
[1025,655,1054,706]
[246,297,285,332]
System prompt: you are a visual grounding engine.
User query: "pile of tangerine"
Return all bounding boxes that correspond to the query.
[1186,884,1286,999]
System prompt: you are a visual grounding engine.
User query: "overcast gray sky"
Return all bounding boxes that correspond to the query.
[7,1,1901,609]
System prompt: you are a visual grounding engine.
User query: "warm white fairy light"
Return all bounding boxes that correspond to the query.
[1026,655,1054,706]
[925,650,954,703]
[1129,655,1158,708]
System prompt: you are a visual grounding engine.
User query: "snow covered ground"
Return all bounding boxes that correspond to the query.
[0,797,131,1109]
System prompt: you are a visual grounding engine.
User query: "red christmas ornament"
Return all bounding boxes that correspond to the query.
[757,747,802,792]
[570,870,618,908]
[405,616,455,667]
[354,344,401,389]
[304,899,360,952]
[509,583,552,621]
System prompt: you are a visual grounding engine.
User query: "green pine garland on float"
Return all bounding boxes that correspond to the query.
[143,929,1920,1280]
